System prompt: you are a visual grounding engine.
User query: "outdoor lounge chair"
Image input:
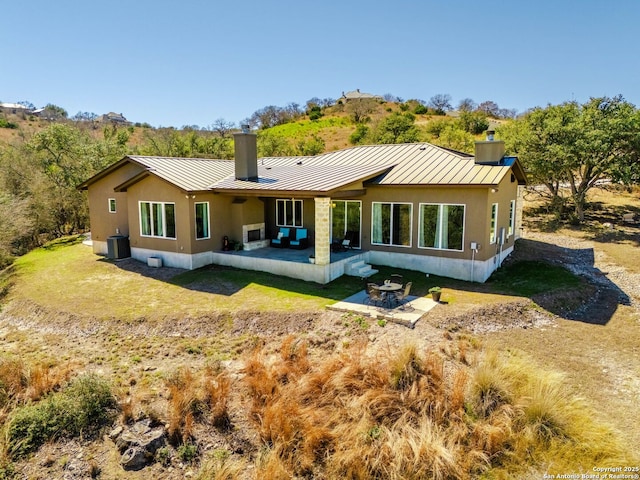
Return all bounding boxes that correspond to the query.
[289,228,308,249]
[270,227,291,248]
[331,230,357,252]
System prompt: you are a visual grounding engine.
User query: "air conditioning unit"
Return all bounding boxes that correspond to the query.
[107,235,130,259]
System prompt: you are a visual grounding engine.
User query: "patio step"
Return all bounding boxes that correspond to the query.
[345,259,378,278]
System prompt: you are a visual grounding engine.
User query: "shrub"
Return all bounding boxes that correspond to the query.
[414,104,429,115]
[177,443,198,462]
[0,119,18,129]
[349,124,369,145]
[6,374,116,458]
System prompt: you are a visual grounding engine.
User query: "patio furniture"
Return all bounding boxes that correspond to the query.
[365,283,385,307]
[375,281,403,308]
[393,282,413,309]
[289,228,308,249]
[332,230,358,252]
[390,274,403,285]
[270,227,291,248]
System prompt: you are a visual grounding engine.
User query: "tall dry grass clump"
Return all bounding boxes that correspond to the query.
[242,338,634,479]
[165,365,231,445]
[0,356,74,422]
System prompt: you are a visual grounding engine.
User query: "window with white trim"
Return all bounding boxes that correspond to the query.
[195,202,210,240]
[371,202,412,247]
[139,201,176,239]
[419,203,464,251]
[108,198,116,213]
[276,199,303,227]
[508,200,515,236]
[490,203,498,244]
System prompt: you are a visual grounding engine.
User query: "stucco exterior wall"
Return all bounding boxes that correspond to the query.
[358,184,497,261]
[126,176,191,255]
[86,162,144,253]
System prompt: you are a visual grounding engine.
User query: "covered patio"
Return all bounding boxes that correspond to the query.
[212,244,377,284]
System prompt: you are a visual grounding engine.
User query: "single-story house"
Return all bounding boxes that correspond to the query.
[78,131,526,284]
[97,112,130,125]
[0,102,32,115]
[340,89,383,102]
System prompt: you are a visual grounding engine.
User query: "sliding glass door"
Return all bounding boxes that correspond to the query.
[331,200,361,248]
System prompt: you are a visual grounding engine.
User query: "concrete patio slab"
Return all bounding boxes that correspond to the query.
[327,290,439,329]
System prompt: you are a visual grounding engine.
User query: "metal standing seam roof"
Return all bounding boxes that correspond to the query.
[259,143,510,187]
[126,155,234,192]
[90,143,519,194]
[210,164,393,192]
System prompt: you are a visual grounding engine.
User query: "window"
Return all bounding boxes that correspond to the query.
[139,201,176,239]
[508,200,515,236]
[490,203,498,244]
[331,200,361,248]
[195,202,210,239]
[371,202,412,247]
[419,204,464,251]
[108,198,116,213]
[276,199,303,227]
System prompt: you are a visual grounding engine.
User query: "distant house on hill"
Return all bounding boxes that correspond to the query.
[0,102,32,114]
[79,130,527,284]
[340,89,382,102]
[97,112,130,125]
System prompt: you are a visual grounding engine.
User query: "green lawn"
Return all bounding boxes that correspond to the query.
[1,236,591,324]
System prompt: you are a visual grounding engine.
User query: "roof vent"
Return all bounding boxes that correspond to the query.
[241,124,250,134]
[296,161,303,165]
[486,129,495,141]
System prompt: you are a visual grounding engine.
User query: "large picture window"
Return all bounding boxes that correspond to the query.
[276,199,303,227]
[419,204,464,251]
[371,202,412,247]
[195,202,210,240]
[140,201,176,239]
[490,203,498,244]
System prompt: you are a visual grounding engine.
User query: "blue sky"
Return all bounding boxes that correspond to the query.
[2,1,639,128]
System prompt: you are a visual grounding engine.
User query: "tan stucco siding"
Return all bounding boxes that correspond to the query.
[483,172,520,259]
[188,193,222,254]
[86,162,144,243]
[126,177,191,254]
[124,182,268,256]
[225,197,265,246]
[359,185,490,259]
[355,173,519,263]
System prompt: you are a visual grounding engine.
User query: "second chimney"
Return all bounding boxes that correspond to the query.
[474,129,505,165]
[233,125,258,181]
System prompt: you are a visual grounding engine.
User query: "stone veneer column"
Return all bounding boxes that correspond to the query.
[314,197,331,265]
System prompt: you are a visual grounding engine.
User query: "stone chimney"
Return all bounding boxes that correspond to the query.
[233,125,258,181]
[474,129,505,165]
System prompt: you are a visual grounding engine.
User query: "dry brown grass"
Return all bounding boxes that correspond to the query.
[0,357,74,420]
[165,365,231,445]
[241,338,634,479]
